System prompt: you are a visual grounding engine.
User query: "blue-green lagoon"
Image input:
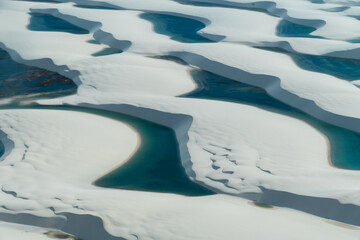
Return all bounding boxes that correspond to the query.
[276,20,323,39]
[7,104,214,196]
[140,13,214,43]
[28,13,89,34]
[257,47,360,81]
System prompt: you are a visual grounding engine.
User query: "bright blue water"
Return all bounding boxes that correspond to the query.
[0,49,76,100]
[183,69,360,169]
[139,13,214,43]
[276,20,323,38]
[7,104,213,196]
[28,13,89,34]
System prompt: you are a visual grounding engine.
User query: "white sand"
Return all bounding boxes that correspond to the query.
[0,0,359,239]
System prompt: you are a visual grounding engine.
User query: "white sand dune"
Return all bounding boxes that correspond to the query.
[0,109,356,239]
[2,0,360,130]
[0,0,360,239]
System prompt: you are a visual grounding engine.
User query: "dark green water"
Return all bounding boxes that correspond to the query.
[183,69,360,169]
[92,48,123,57]
[140,13,214,43]
[0,49,76,100]
[0,47,76,162]
[321,6,349,12]
[308,0,324,3]
[257,47,360,81]
[27,14,123,57]
[5,104,213,196]
[28,13,89,34]
[17,0,62,2]
[74,4,123,10]
[290,52,360,81]
[276,20,323,39]
[349,38,360,44]
[0,141,4,159]
[172,0,280,17]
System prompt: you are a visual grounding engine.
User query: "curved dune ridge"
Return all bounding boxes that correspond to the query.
[0,0,360,239]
